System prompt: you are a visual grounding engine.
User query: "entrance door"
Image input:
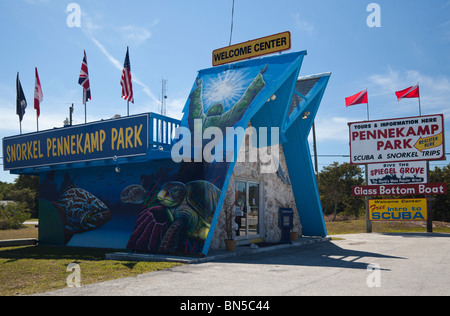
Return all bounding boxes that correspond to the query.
[235,181,261,238]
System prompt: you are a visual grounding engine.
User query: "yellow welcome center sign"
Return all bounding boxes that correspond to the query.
[369,198,427,221]
[213,31,291,66]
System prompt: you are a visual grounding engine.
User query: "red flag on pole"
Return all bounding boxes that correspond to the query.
[345,89,368,107]
[395,85,419,101]
[34,68,43,118]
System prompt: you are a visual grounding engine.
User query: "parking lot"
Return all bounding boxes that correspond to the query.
[38,233,450,296]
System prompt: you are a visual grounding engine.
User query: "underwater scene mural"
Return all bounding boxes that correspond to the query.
[38,158,225,255]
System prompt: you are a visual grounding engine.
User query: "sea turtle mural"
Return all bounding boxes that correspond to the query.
[123,180,221,254]
[187,64,268,133]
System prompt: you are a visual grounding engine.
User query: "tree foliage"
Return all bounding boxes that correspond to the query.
[318,162,365,221]
[0,202,31,230]
[0,175,39,227]
[429,164,450,222]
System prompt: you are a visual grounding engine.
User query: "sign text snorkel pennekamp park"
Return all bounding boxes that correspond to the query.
[212,31,291,66]
[2,114,148,170]
[349,114,445,165]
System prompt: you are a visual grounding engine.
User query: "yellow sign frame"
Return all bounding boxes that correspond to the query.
[369,198,427,221]
[212,31,291,66]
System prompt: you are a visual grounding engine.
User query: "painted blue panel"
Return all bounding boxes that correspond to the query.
[283,123,327,237]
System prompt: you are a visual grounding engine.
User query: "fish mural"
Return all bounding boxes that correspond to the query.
[51,185,112,244]
[120,184,148,204]
[124,180,221,254]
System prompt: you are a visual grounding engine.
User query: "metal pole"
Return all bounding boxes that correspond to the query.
[70,104,74,126]
[418,82,421,117]
[418,96,422,117]
[312,121,319,184]
[365,165,372,233]
[127,100,129,116]
[426,161,433,233]
[366,101,370,121]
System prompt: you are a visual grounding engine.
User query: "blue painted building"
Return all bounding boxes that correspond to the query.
[3,51,330,256]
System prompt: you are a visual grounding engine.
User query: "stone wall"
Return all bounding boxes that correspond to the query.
[210,132,302,250]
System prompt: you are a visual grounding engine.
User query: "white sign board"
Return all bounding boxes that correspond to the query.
[349,114,445,165]
[368,161,428,185]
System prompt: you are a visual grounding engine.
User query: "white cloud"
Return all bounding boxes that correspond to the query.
[313,116,350,143]
[119,26,152,47]
[293,13,315,36]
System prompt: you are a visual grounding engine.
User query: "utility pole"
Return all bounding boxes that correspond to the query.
[70,104,74,126]
[161,78,167,116]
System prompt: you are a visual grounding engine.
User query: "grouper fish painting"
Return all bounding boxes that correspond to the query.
[51,185,112,244]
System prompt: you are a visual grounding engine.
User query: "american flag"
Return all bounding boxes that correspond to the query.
[121,47,134,103]
[78,50,91,105]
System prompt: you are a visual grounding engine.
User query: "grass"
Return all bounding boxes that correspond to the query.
[0,225,181,296]
[1,219,450,296]
[326,218,450,235]
[0,225,38,240]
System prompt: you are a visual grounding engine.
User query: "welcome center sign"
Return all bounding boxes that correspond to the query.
[212,32,291,66]
[349,114,445,164]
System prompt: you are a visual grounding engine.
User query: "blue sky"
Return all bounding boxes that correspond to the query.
[1,0,450,183]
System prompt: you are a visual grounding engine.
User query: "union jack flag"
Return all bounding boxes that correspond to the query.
[121,47,134,103]
[78,50,91,105]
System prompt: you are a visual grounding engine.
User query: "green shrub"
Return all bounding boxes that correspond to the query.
[0,202,31,230]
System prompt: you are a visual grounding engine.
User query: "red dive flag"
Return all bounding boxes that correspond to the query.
[345,89,368,107]
[78,50,91,105]
[121,46,134,104]
[395,85,419,101]
[34,68,43,117]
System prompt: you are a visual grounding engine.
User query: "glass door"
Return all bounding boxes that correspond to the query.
[235,180,261,238]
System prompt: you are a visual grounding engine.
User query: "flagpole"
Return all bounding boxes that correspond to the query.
[127,100,129,116]
[366,88,370,121]
[36,112,39,132]
[418,82,421,116]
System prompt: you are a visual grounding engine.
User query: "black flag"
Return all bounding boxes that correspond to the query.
[16,72,27,122]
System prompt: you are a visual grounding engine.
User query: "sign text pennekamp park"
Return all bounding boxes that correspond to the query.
[349,114,445,165]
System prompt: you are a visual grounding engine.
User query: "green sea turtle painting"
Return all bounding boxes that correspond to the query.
[187,64,268,133]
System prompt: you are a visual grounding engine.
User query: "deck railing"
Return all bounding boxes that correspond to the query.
[148,112,181,151]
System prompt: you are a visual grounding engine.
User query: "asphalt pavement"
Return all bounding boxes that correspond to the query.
[35,233,450,296]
